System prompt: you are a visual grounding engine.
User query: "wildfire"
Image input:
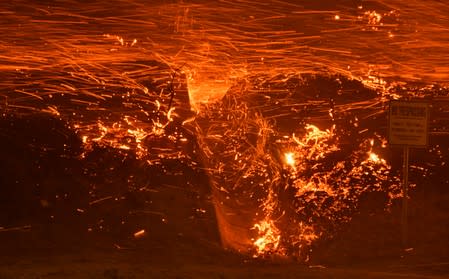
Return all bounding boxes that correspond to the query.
[1,0,447,263]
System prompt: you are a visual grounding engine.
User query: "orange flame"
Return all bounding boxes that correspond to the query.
[252,219,281,256]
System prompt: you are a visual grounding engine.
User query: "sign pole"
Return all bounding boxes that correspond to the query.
[401,145,410,248]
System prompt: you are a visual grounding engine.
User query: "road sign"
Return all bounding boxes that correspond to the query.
[388,100,430,248]
[389,100,429,147]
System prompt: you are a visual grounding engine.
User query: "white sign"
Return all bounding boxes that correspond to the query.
[389,100,429,147]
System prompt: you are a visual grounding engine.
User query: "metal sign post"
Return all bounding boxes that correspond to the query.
[389,100,429,248]
[401,146,409,247]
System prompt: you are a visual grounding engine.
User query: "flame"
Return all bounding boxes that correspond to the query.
[252,219,281,256]
[284,152,296,167]
[368,152,382,164]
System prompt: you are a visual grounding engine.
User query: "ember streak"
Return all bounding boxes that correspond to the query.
[0,0,449,263]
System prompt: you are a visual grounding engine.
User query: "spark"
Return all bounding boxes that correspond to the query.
[89,196,113,205]
[0,225,32,232]
[134,229,146,238]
